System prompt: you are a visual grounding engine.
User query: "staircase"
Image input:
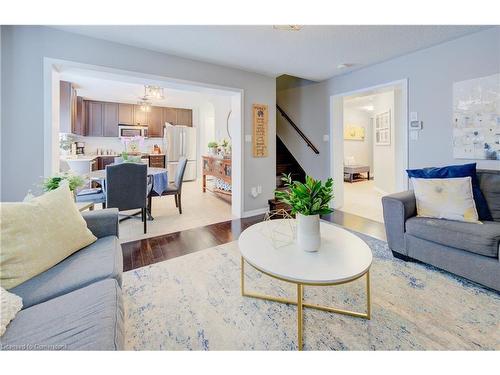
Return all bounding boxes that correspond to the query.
[268,136,306,211]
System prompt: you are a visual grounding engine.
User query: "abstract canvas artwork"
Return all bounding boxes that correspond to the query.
[344,125,365,141]
[453,73,500,160]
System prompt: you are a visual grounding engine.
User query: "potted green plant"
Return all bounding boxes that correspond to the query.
[275,174,334,252]
[42,172,86,198]
[208,141,218,156]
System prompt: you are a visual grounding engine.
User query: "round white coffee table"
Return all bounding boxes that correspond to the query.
[238,219,373,350]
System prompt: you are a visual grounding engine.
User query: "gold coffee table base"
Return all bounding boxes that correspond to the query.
[240,257,371,350]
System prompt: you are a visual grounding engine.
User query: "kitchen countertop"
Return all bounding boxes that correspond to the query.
[61,153,165,161]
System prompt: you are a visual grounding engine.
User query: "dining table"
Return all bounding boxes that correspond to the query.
[89,166,169,220]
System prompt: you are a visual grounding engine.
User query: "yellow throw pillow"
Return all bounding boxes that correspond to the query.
[411,177,480,223]
[0,185,97,289]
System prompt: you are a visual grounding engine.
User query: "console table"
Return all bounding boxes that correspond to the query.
[202,155,232,198]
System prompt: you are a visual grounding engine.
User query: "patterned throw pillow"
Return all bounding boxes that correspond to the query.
[0,287,23,336]
[0,185,97,289]
[411,177,480,223]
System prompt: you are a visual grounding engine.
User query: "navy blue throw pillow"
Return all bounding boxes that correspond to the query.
[407,163,492,221]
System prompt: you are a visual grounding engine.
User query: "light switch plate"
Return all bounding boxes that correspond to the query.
[245,135,252,143]
[410,112,418,121]
[323,134,330,142]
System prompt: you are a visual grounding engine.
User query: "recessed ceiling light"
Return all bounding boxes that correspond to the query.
[361,105,375,112]
[337,63,356,69]
[273,25,302,31]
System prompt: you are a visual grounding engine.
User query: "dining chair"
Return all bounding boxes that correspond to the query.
[106,163,148,234]
[148,157,188,214]
[165,157,188,214]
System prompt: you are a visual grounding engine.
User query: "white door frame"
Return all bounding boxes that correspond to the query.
[329,79,409,209]
[43,57,245,218]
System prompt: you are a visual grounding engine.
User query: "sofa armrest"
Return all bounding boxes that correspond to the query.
[82,208,119,239]
[382,191,417,255]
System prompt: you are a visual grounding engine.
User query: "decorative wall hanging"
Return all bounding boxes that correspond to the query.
[344,125,366,141]
[375,110,391,145]
[252,104,269,157]
[452,73,500,160]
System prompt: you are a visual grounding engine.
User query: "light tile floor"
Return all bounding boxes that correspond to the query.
[341,180,385,223]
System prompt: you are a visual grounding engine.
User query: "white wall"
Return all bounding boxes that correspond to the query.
[372,90,396,194]
[343,107,373,171]
[1,26,276,214]
[277,27,500,188]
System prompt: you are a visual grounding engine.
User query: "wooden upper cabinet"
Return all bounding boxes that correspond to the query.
[176,108,193,126]
[87,101,104,137]
[74,96,87,136]
[60,81,73,133]
[148,106,164,138]
[164,107,177,125]
[103,102,119,137]
[118,103,135,125]
[134,105,149,126]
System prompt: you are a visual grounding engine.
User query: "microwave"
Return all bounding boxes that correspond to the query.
[118,125,148,138]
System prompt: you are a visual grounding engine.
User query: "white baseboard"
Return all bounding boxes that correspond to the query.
[242,207,268,218]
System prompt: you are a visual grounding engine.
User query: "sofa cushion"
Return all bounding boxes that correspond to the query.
[0,279,123,350]
[405,217,500,258]
[478,170,500,222]
[11,236,123,309]
[407,163,492,221]
[1,185,97,289]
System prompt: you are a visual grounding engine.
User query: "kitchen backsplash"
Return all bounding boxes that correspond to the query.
[73,136,165,155]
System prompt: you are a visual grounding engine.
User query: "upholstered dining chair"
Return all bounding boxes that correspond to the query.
[149,157,188,214]
[106,163,148,234]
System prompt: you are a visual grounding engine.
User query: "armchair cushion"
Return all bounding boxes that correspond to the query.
[82,208,119,239]
[406,217,500,258]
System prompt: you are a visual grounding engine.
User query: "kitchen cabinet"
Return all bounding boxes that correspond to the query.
[103,102,119,137]
[164,107,177,125]
[97,156,116,170]
[176,108,193,126]
[118,103,134,125]
[148,106,164,138]
[86,101,104,137]
[74,96,86,135]
[134,105,149,126]
[60,81,76,134]
[149,154,165,168]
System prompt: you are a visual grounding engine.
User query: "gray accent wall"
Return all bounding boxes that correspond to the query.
[1,26,276,212]
[277,26,500,183]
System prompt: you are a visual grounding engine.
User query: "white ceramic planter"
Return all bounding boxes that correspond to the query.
[296,213,321,252]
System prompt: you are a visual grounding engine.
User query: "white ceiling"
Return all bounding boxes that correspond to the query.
[59,68,233,107]
[53,25,488,81]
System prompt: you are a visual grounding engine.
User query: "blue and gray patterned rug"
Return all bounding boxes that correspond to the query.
[123,227,500,350]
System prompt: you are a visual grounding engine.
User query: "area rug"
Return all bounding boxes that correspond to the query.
[122,228,500,350]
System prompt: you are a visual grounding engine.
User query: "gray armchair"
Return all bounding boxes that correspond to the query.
[106,163,148,234]
[382,169,500,292]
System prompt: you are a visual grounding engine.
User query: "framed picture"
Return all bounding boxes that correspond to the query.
[344,125,365,141]
[375,110,391,145]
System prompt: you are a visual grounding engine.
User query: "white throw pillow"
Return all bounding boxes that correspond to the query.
[411,177,480,223]
[0,287,23,336]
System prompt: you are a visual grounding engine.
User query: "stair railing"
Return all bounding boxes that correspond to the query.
[276,105,320,154]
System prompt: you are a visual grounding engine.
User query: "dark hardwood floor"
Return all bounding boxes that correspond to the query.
[121,210,387,272]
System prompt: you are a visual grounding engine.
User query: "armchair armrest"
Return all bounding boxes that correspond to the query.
[82,208,119,239]
[382,191,416,255]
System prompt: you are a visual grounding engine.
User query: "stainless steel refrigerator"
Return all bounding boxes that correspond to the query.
[163,125,197,182]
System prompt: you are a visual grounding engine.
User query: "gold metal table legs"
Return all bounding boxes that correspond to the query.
[240,257,371,350]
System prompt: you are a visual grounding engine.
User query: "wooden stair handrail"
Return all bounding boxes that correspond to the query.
[276,104,320,154]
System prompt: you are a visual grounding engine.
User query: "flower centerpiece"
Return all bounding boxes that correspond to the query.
[275,174,334,252]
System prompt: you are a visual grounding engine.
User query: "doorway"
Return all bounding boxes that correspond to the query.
[330,80,408,222]
[44,58,244,240]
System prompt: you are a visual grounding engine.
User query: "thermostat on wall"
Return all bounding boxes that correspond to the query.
[410,120,423,130]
